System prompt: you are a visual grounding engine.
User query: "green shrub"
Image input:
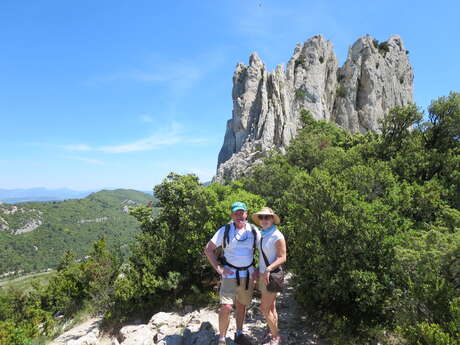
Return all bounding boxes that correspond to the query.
[112,173,265,316]
[295,88,306,101]
[378,41,390,55]
[336,86,346,98]
[294,55,306,69]
[403,322,459,345]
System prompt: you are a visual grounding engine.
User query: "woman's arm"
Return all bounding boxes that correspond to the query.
[263,239,287,285]
[267,238,287,271]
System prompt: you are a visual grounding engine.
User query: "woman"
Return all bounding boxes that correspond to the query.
[252,207,287,345]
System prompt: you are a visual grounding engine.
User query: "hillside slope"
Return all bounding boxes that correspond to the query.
[0,189,155,275]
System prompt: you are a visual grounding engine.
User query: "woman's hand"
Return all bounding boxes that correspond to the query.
[263,271,270,286]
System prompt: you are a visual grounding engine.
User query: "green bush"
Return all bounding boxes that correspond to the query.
[295,88,306,101]
[336,86,346,98]
[112,173,265,316]
[242,96,460,342]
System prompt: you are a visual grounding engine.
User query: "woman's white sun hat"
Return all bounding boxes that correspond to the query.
[251,207,281,226]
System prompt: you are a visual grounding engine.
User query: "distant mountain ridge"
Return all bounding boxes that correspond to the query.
[0,187,153,203]
[0,189,156,275]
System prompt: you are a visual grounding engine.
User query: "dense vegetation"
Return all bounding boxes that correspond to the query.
[0,189,155,275]
[241,92,460,343]
[111,175,266,319]
[0,239,119,345]
[1,93,459,345]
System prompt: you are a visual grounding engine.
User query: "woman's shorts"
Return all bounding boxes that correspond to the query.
[258,277,278,297]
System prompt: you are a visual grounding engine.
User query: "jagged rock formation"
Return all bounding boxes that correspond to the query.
[216,34,413,182]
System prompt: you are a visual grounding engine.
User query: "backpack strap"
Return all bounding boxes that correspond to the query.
[223,223,231,249]
[220,223,257,290]
[250,224,258,254]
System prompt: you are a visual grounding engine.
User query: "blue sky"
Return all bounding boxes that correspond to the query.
[1,0,458,191]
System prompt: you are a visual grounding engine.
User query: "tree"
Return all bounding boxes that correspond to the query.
[425,92,460,152]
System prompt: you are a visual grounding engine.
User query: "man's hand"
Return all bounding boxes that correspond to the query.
[217,265,233,277]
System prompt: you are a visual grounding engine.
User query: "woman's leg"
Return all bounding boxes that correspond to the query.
[270,300,278,329]
[260,291,278,337]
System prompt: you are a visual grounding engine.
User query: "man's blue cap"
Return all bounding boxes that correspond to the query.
[231,201,248,213]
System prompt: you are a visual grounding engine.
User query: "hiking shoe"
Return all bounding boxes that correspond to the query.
[262,335,272,345]
[234,333,252,345]
[261,328,271,343]
[270,336,281,345]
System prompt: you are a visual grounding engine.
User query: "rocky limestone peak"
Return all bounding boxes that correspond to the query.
[215,34,414,182]
[333,34,413,132]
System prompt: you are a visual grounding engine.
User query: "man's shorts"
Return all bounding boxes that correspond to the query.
[219,278,254,306]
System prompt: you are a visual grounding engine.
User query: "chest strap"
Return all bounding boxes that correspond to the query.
[221,257,254,290]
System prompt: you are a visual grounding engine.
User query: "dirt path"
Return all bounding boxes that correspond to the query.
[242,273,323,345]
[46,274,323,345]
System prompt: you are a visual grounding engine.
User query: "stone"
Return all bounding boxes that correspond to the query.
[48,318,102,345]
[119,324,155,345]
[333,35,413,133]
[215,34,413,182]
[46,274,322,345]
[149,311,184,331]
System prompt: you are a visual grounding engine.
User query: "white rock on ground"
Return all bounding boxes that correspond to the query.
[48,317,102,345]
[47,274,322,345]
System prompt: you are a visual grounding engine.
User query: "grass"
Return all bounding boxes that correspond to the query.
[0,270,55,291]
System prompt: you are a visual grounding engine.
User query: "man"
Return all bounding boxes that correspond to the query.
[204,201,259,345]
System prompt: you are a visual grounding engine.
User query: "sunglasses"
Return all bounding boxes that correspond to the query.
[258,215,273,220]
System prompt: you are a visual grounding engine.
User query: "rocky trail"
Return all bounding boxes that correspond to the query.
[49,274,322,345]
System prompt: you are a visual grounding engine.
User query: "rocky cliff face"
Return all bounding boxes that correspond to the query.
[215,34,413,182]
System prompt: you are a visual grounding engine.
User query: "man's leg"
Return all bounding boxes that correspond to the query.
[219,278,237,340]
[219,303,233,338]
[235,299,246,331]
[235,277,255,331]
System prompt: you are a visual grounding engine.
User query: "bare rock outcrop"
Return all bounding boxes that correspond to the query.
[0,204,43,235]
[333,35,413,132]
[47,274,321,345]
[215,34,413,182]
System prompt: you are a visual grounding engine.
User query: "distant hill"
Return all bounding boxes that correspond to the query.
[0,187,96,203]
[0,189,156,275]
[0,187,154,203]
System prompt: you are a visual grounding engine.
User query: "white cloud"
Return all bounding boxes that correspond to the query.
[69,156,107,166]
[62,144,92,151]
[98,134,182,153]
[63,123,207,154]
[184,168,215,183]
[89,48,228,94]
[139,114,154,123]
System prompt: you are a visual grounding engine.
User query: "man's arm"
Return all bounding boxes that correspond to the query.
[204,241,232,276]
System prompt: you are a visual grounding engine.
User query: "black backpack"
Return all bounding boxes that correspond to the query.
[215,222,258,289]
